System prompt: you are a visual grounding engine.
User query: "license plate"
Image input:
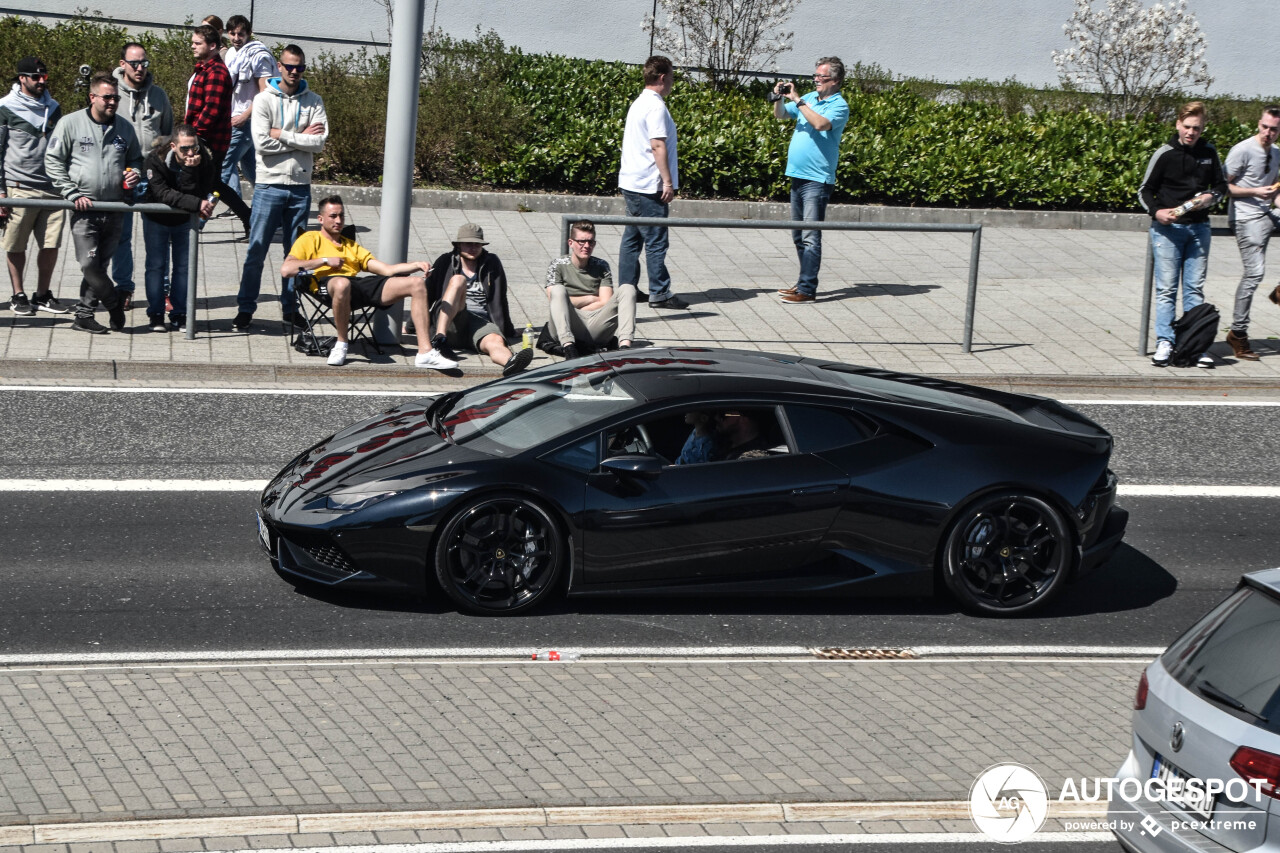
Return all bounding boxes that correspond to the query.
[1153,754,1214,820]
[256,512,272,553]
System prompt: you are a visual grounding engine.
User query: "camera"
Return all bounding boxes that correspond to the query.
[767,81,792,103]
[78,64,92,78]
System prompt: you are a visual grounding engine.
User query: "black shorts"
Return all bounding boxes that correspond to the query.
[348,275,389,309]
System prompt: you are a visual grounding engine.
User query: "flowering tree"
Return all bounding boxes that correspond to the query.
[1052,0,1212,118]
[643,0,799,88]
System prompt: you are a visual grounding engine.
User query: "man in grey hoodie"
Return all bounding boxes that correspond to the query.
[0,56,68,316]
[234,44,327,330]
[45,71,144,334]
[112,42,173,309]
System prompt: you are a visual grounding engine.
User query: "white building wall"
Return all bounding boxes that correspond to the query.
[19,0,1278,99]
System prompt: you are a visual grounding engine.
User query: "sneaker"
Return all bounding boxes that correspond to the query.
[1198,352,1215,369]
[9,292,34,316]
[30,291,70,314]
[233,311,252,330]
[71,314,108,334]
[108,306,127,331]
[170,316,186,332]
[503,346,534,376]
[281,312,307,330]
[635,290,649,303]
[430,333,459,362]
[781,292,816,304]
[650,294,689,310]
[327,341,349,366]
[1151,339,1173,366]
[149,315,167,332]
[414,348,459,370]
[562,343,581,360]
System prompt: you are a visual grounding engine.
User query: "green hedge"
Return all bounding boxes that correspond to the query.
[1,16,1265,211]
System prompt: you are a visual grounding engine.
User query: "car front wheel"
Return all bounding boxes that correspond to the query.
[941,493,1073,616]
[434,495,564,615]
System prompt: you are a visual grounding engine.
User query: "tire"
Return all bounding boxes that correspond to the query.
[433,495,565,615]
[940,492,1074,616]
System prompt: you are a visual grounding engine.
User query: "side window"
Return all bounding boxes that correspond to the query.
[783,404,875,453]
[672,407,789,465]
[543,435,598,473]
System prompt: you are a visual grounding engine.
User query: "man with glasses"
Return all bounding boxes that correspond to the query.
[44,72,143,334]
[772,56,849,305]
[112,42,173,311]
[1223,107,1280,361]
[235,44,327,331]
[186,24,251,237]
[221,16,274,209]
[0,56,67,317]
[618,54,686,310]
[542,220,637,359]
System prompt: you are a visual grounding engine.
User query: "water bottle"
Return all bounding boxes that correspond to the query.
[531,650,579,662]
[201,191,220,220]
[522,322,534,350]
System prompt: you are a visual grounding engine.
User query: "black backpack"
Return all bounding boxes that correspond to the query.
[1170,303,1220,367]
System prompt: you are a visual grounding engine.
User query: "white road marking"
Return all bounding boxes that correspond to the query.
[1119,485,1280,497]
[1062,399,1280,406]
[0,385,431,396]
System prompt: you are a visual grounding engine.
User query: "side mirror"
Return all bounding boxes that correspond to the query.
[600,455,663,480]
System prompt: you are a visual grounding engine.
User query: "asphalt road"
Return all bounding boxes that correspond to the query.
[1,389,1276,655]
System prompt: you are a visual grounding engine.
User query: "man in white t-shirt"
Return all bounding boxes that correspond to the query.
[617,54,686,310]
[1224,107,1280,362]
[221,15,274,207]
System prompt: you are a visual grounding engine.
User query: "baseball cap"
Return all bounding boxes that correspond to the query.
[17,57,48,76]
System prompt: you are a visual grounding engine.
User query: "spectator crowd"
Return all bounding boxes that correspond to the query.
[3,26,1278,372]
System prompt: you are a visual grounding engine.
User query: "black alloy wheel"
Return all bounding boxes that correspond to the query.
[941,493,1073,616]
[434,495,564,615]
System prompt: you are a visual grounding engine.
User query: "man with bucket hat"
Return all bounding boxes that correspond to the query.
[423,223,530,376]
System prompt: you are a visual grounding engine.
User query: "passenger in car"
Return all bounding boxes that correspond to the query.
[675,411,718,464]
[713,410,775,460]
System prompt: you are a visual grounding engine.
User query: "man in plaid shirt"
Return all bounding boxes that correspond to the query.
[186,24,250,234]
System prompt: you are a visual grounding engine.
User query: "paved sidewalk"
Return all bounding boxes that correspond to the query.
[3,195,1280,390]
[0,655,1141,848]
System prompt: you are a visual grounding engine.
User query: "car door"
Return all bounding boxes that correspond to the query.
[580,405,847,585]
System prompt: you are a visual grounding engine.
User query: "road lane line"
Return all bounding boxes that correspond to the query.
[1119,485,1280,497]
[0,385,431,396]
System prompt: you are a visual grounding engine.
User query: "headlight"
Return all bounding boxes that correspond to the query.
[325,489,401,511]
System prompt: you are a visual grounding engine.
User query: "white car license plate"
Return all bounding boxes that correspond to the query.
[256,512,272,553]
[1153,754,1214,820]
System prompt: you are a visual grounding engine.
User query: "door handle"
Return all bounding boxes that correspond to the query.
[792,484,840,496]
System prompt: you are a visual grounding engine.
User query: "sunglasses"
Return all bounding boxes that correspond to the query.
[123,59,150,70]
[21,73,48,83]
[93,93,120,102]
[176,144,199,153]
[280,62,306,73]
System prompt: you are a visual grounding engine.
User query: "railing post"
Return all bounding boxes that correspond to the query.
[1138,231,1154,355]
[186,213,200,340]
[962,225,982,354]
[561,215,571,256]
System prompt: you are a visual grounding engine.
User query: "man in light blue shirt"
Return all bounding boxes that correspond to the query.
[773,56,849,304]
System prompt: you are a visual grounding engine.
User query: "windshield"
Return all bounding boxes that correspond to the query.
[437,360,639,455]
[1162,586,1280,733]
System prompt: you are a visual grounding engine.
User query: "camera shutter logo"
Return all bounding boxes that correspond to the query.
[969,763,1049,843]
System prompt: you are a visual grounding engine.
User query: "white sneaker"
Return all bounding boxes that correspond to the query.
[1197,352,1215,369]
[1151,339,1173,366]
[327,341,349,366]
[415,348,459,370]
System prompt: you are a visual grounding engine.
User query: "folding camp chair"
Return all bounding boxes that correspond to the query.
[291,224,384,357]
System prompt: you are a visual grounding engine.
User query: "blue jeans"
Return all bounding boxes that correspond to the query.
[1151,221,1210,342]
[617,188,672,301]
[220,125,256,200]
[142,218,190,321]
[111,212,135,293]
[791,178,832,296]
[238,183,310,316]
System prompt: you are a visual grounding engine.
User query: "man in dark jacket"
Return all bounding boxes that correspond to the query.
[1138,100,1228,368]
[186,24,250,236]
[142,125,216,331]
[424,223,531,375]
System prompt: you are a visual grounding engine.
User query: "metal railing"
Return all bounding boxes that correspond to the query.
[562,215,985,352]
[1,197,200,340]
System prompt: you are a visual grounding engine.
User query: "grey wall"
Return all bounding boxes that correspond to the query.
[18,0,1278,98]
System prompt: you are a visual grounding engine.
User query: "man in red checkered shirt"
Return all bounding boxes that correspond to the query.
[185,24,250,234]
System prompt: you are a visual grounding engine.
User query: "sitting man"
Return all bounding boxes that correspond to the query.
[279,195,457,369]
[544,219,637,358]
[425,223,532,376]
[713,410,775,460]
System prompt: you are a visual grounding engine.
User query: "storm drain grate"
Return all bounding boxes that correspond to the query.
[811,647,918,660]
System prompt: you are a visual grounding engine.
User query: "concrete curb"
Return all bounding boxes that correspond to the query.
[0,800,1108,845]
[4,357,1280,393]
[313,184,1225,233]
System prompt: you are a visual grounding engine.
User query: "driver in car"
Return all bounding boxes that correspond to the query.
[713,410,773,460]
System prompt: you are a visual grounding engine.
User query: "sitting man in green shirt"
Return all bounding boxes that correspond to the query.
[544,219,637,358]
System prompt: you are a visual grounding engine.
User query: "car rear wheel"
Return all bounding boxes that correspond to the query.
[941,493,1073,616]
[434,495,564,615]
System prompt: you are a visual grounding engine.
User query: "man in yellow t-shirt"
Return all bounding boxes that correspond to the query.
[280,194,458,369]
